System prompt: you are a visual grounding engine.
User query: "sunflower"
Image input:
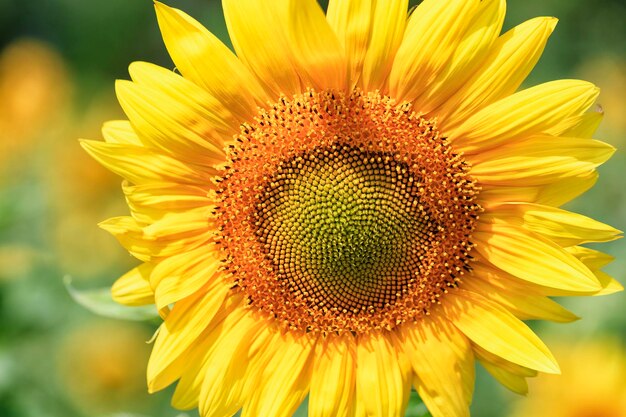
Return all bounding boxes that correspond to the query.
[81,1,622,416]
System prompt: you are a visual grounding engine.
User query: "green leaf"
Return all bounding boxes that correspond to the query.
[64,275,159,321]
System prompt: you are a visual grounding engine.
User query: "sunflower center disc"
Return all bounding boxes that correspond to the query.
[217,89,480,334]
[255,145,436,312]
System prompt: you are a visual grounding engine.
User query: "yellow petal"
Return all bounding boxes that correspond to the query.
[361,0,408,92]
[123,181,213,224]
[80,140,217,185]
[477,171,599,209]
[471,262,545,295]
[566,247,623,296]
[443,289,559,373]
[477,185,541,208]
[473,344,538,378]
[474,222,601,292]
[468,131,610,208]
[533,170,599,207]
[566,246,615,269]
[415,0,506,114]
[468,135,615,167]
[472,155,595,186]
[154,2,267,119]
[241,332,316,417]
[150,244,222,310]
[98,216,153,262]
[488,203,621,246]
[478,359,530,395]
[101,120,141,145]
[142,207,212,241]
[326,0,372,88]
[593,271,624,296]
[170,327,223,410]
[354,395,366,417]
[111,263,155,306]
[129,61,236,136]
[108,207,214,263]
[99,214,212,262]
[399,314,474,417]
[308,334,356,417]
[171,295,246,410]
[116,77,227,164]
[198,308,271,417]
[389,0,498,103]
[437,17,557,128]
[222,0,300,98]
[462,274,579,323]
[450,80,599,153]
[355,332,411,417]
[147,283,230,392]
[287,0,346,91]
[472,260,573,298]
[474,344,536,393]
[547,110,604,138]
[470,136,614,195]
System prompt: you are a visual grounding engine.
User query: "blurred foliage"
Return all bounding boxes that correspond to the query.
[64,277,159,322]
[0,1,624,417]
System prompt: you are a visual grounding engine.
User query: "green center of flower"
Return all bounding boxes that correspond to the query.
[254,145,437,312]
[217,89,480,334]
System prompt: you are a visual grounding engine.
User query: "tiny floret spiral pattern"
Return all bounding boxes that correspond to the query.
[216,90,481,334]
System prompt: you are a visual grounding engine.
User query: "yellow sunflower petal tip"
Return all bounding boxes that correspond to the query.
[82,1,620,416]
[154,1,176,20]
[114,78,131,96]
[606,281,624,293]
[545,356,561,375]
[79,139,105,161]
[97,218,125,234]
[546,16,558,30]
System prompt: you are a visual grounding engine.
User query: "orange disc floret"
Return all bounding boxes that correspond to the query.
[216,90,481,334]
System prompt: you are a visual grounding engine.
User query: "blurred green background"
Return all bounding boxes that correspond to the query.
[0,1,624,417]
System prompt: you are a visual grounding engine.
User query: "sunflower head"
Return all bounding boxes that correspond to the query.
[218,89,481,333]
[82,1,622,416]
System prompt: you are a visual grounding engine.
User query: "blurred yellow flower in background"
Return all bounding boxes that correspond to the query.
[509,338,626,417]
[56,321,152,415]
[0,38,133,280]
[0,39,73,282]
[0,38,71,175]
